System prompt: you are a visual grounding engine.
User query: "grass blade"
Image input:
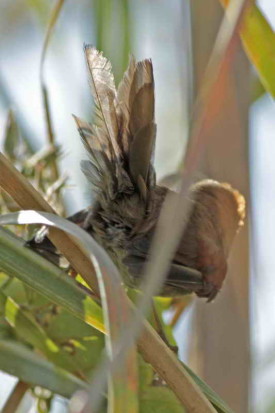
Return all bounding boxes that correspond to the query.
[3,110,21,161]
[0,340,88,398]
[219,0,275,97]
[182,362,234,413]
[3,293,88,377]
[0,227,104,333]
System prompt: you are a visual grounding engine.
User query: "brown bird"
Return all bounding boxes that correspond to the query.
[29,46,245,301]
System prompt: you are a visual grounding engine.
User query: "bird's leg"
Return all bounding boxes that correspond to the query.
[151,301,178,354]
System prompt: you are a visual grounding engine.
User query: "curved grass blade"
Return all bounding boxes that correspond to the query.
[0,340,88,398]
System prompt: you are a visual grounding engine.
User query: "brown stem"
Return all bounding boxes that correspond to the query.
[1,381,29,413]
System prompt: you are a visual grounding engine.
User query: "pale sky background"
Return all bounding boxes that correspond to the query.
[0,1,274,412]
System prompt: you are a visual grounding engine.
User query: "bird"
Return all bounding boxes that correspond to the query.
[29,45,245,302]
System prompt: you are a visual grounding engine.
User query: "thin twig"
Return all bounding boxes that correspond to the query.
[169,297,192,328]
[1,381,29,413]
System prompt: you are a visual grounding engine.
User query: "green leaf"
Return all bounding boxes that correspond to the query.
[3,293,91,376]
[140,387,185,413]
[94,0,132,81]
[138,356,154,392]
[0,277,104,374]
[241,5,275,97]
[0,227,105,334]
[0,339,88,398]
[44,308,104,373]
[219,0,275,97]
[250,75,266,103]
[27,0,49,14]
[153,297,177,348]
[139,355,185,412]
[128,290,176,348]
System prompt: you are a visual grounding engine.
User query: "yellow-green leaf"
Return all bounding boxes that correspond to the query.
[0,227,105,334]
[219,0,275,97]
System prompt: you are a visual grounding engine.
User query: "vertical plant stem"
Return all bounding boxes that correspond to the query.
[94,0,131,81]
[0,74,35,154]
[95,0,112,53]
[39,0,65,183]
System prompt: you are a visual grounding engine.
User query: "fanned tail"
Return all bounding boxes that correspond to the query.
[74,46,156,205]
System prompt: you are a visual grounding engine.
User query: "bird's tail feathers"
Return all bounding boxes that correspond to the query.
[74,45,156,203]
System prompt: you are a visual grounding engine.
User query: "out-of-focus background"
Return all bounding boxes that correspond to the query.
[0,1,274,412]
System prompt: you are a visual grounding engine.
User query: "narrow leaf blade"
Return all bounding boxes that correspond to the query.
[0,340,88,398]
[219,0,275,97]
